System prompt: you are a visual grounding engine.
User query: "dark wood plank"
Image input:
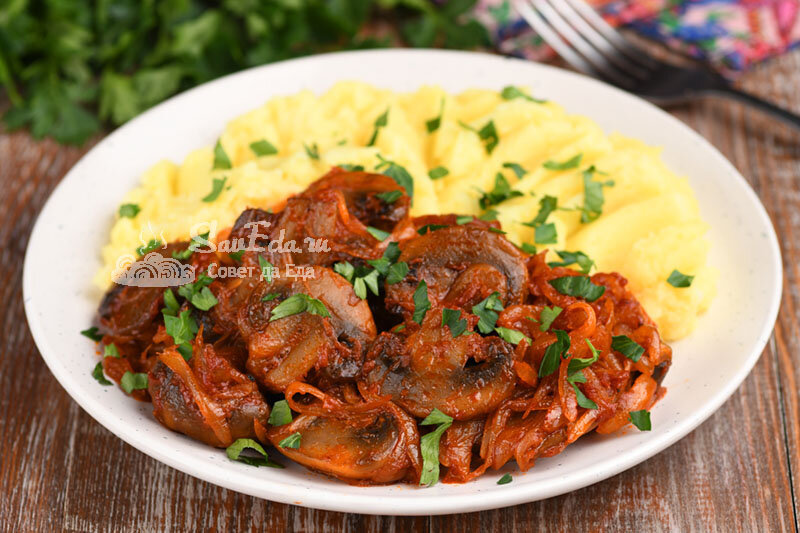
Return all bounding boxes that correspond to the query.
[1,49,798,532]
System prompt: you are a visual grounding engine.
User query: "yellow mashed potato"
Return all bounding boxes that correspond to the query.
[97,82,717,341]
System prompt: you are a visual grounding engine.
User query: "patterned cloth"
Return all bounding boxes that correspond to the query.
[476,0,800,74]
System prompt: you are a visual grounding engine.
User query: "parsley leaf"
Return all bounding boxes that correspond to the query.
[520,242,538,254]
[119,204,140,218]
[549,276,606,302]
[539,329,570,377]
[611,335,645,362]
[535,222,557,244]
[164,309,198,346]
[568,371,598,409]
[386,262,409,284]
[538,306,562,332]
[580,166,614,223]
[419,408,453,486]
[426,99,445,133]
[250,139,278,157]
[495,327,530,345]
[428,166,449,180]
[376,190,402,203]
[366,226,390,241]
[478,120,499,154]
[338,163,364,172]
[479,173,523,209]
[81,327,103,342]
[258,256,274,283]
[417,223,448,235]
[497,473,513,485]
[456,215,473,225]
[269,400,293,426]
[523,195,558,227]
[278,432,302,449]
[104,343,120,358]
[543,153,582,170]
[667,269,694,288]
[226,438,283,468]
[270,293,330,321]
[629,410,652,431]
[501,86,545,103]
[367,108,389,146]
[442,308,469,337]
[548,250,595,274]
[502,162,527,179]
[92,363,111,386]
[202,177,227,202]
[567,339,600,375]
[136,239,162,256]
[376,154,414,201]
[412,280,430,324]
[120,371,148,394]
[213,140,232,170]
[304,142,320,160]
[472,292,504,334]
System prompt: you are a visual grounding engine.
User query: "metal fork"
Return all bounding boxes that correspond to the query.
[514,0,800,130]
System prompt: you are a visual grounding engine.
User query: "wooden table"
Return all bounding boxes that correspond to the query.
[2,50,799,532]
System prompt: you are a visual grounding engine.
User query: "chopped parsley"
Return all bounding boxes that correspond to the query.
[228,250,245,262]
[419,408,453,486]
[539,329,570,377]
[495,327,530,345]
[376,154,414,201]
[92,362,111,386]
[80,327,103,342]
[567,371,597,409]
[543,153,582,170]
[164,309,198,346]
[417,223,447,235]
[548,250,595,274]
[456,215,473,225]
[104,343,120,358]
[120,371,148,394]
[386,262,409,284]
[172,231,211,260]
[270,293,330,321]
[460,119,499,154]
[497,473,513,485]
[162,288,180,315]
[535,222,557,244]
[442,308,469,338]
[202,176,227,202]
[629,410,652,431]
[177,274,217,311]
[567,339,600,375]
[213,140,232,170]
[376,190,402,203]
[479,173,523,209]
[426,99,444,133]
[502,162,527,179]
[501,86,545,103]
[428,166,449,180]
[269,400,293,426]
[538,306,562,332]
[226,438,283,468]
[519,242,538,254]
[366,226,390,241]
[667,269,694,288]
[611,335,645,362]
[412,280,430,324]
[118,203,140,218]
[523,195,558,228]
[136,239,162,256]
[549,276,606,302]
[580,166,614,223]
[367,108,389,146]
[353,270,380,299]
[472,292,504,334]
[338,163,365,172]
[278,432,302,449]
[479,209,499,222]
[262,292,280,302]
[258,255,273,283]
[250,139,278,157]
[304,142,320,160]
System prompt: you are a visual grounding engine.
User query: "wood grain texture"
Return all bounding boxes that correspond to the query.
[1,51,799,532]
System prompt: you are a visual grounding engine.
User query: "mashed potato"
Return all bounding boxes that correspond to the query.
[96,82,717,340]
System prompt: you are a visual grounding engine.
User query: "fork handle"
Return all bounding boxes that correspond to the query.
[710,85,800,131]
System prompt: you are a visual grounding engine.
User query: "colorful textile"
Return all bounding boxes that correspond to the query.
[476,0,800,73]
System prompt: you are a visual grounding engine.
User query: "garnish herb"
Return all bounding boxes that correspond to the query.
[104,343,120,358]
[426,99,445,133]
[268,400,293,426]
[80,327,103,342]
[226,438,283,468]
[479,173,523,209]
[383,241,401,263]
[497,473,513,485]
[502,162,527,179]
[539,329,571,377]
[177,273,217,311]
[229,250,245,262]
[338,163,364,172]
[202,176,227,202]
[442,308,469,338]
[479,209,499,221]
[412,280,431,324]
[523,195,558,228]
[177,344,193,361]
[456,215,473,225]
[164,309,198,346]
[535,222,557,244]
[367,108,389,146]
[580,166,614,223]
[92,362,111,386]
[417,223,448,235]
[250,139,278,157]
[567,371,598,409]
[549,276,606,302]
[162,288,180,315]
[120,371,148,394]
[270,294,330,321]
[428,166,449,180]
[258,255,273,283]
[419,408,454,486]
[353,270,380,299]
[334,261,356,282]
[567,339,600,375]
[366,226,390,241]
[520,242,538,254]
[376,154,414,201]
[543,153,582,171]
[478,120,499,154]
[262,292,280,302]
[279,432,302,449]
[548,250,595,274]
[213,140,232,170]
[386,262,409,284]
[172,231,211,260]
[611,335,645,362]
[472,292,504,334]
[629,410,652,431]
[495,327,530,345]
[136,239,162,256]
[501,86,546,103]
[119,203,140,218]
[304,142,320,160]
[538,306,562,332]
[667,269,694,288]
[488,227,505,235]
[376,190,402,203]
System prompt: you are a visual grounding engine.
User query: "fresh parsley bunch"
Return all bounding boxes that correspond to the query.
[0,0,489,145]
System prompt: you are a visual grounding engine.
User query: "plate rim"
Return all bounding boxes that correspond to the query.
[22,48,783,515]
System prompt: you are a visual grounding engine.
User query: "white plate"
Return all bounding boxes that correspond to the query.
[23,49,782,515]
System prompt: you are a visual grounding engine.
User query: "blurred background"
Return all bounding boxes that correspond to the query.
[2,0,798,145]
